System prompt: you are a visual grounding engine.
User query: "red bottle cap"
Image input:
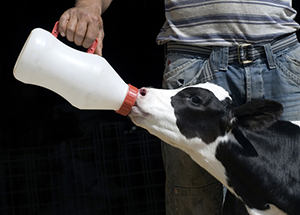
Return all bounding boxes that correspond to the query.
[116,84,138,116]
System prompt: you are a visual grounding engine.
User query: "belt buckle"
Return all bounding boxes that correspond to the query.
[238,44,253,64]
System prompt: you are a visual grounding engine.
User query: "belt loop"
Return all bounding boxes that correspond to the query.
[164,44,168,58]
[263,43,276,69]
[212,47,228,71]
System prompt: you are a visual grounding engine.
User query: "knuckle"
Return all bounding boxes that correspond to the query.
[89,14,101,23]
[77,32,86,39]
[69,8,78,16]
[59,14,68,22]
[67,26,75,36]
[79,10,90,19]
[78,10,101,24]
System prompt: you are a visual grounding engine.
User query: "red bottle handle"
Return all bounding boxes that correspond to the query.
[51,21,98,54]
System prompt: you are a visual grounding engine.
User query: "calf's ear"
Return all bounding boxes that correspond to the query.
[231,100,283,131]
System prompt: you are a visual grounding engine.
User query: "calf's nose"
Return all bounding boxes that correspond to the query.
[139,88,147,96]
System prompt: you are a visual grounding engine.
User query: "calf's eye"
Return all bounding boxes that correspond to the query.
[190,96,201,105]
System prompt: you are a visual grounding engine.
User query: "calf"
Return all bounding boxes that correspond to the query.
[129,82,300,215]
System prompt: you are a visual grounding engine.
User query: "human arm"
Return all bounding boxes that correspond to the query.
[59,0,113,56]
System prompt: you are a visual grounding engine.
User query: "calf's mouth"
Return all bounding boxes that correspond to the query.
[129,88,150,118]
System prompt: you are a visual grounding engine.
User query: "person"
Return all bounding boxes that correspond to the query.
[59,0,300,214]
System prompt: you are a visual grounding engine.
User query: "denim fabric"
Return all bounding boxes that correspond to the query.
[161,42,300,215]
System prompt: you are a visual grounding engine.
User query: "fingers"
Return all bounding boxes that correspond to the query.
[65,13,78,43]
[58,7,104,55]
[58,10,70,37]
[81,16,100,48]
[74,20,88,46]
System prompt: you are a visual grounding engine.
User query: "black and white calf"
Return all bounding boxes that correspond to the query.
[129,83,300,215]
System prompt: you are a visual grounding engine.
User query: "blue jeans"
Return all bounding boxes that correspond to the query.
[162,40,300,214]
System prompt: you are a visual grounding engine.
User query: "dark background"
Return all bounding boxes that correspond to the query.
[1,1,300,214]
[1,1,167,214]
[1,0,165,147]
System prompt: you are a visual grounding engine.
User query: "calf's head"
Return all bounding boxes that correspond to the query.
[129,83,283,148]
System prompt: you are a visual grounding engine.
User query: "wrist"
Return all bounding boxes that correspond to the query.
[75,0,111,14]
[76,0,102,13]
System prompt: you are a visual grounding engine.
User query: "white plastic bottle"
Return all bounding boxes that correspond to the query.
[13,23,138,116]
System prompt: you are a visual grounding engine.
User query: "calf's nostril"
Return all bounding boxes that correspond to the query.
[140,88,147,96]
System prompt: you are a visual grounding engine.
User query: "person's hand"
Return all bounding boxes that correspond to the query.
[59,3,104,56]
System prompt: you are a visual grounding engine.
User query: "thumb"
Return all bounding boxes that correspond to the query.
[94,30,104,56]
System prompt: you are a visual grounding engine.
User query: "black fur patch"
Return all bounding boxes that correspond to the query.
[216,121,300,214]
[171,87,231,143]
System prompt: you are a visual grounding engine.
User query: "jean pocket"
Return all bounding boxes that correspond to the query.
[174,183,223,215]
[163,54,206,89]
[276,44,300,87]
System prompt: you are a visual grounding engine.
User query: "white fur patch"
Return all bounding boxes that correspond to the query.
[292,121,300,127]
[189,83,231,101]
[247,204,287,215]
[181,132,238,194]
